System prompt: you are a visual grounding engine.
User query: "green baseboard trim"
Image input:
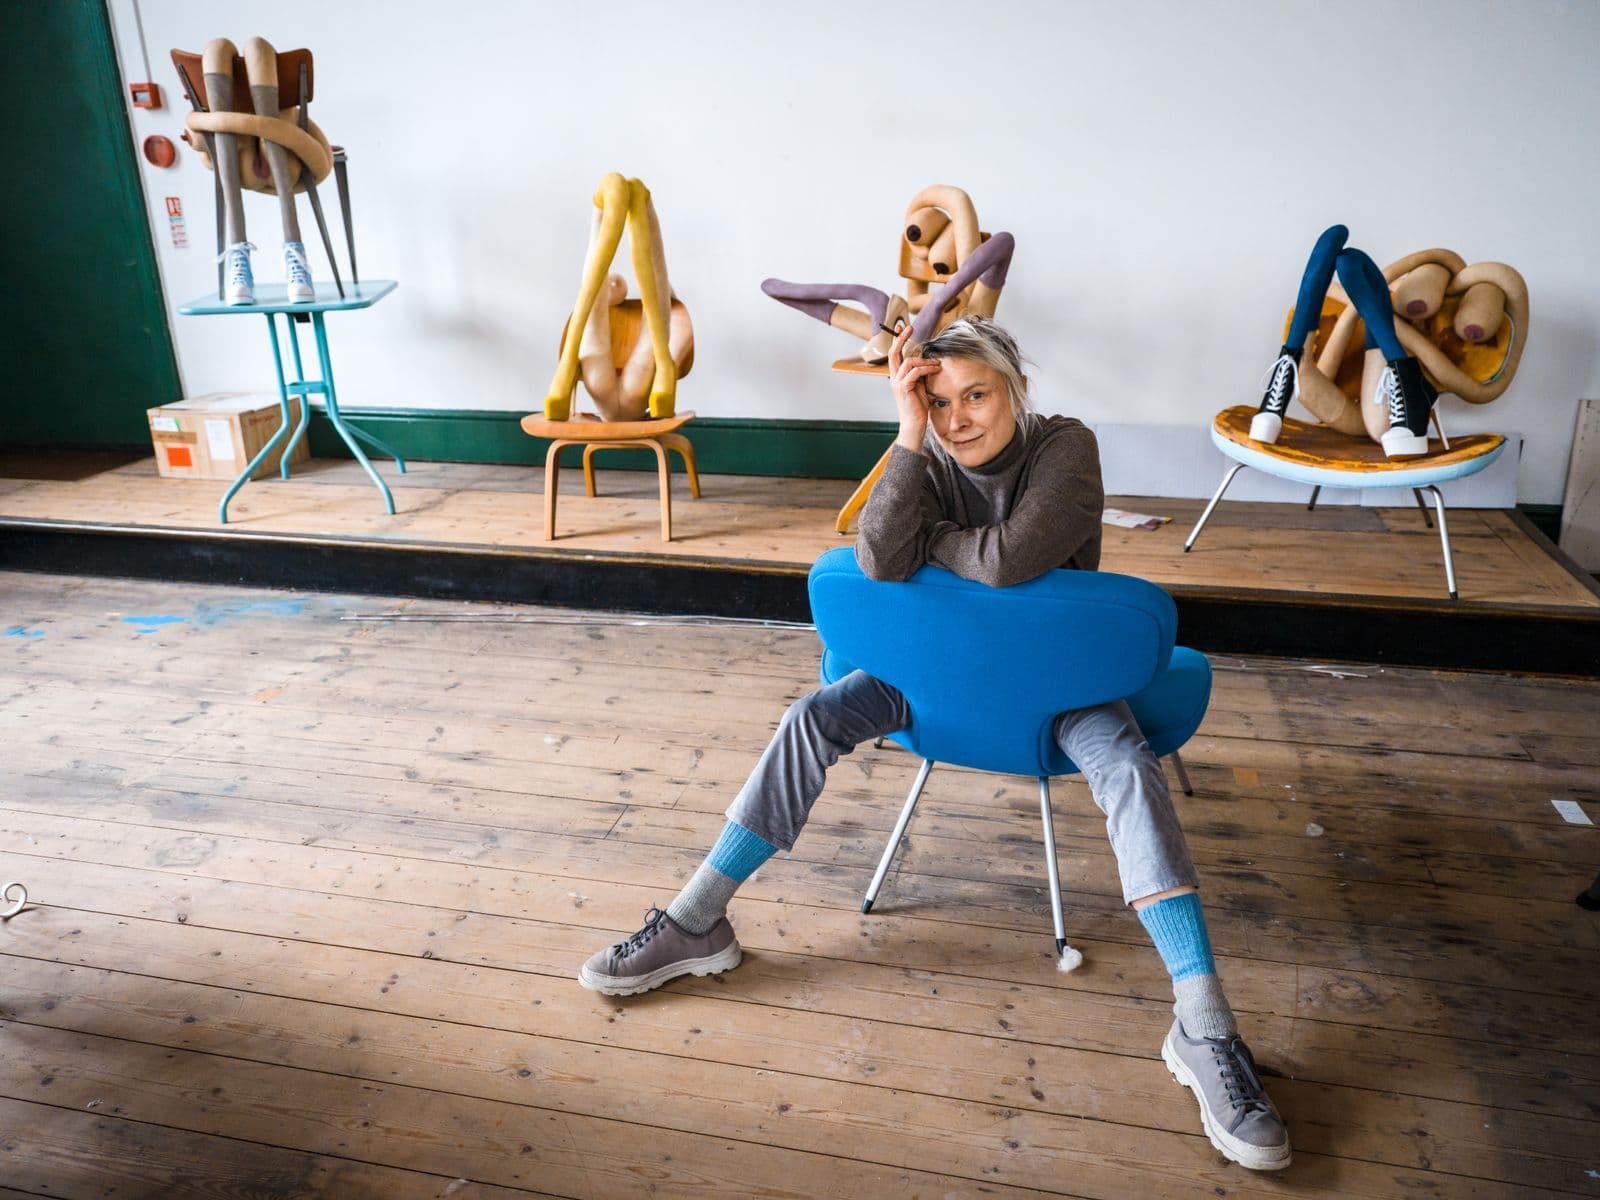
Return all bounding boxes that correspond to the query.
[1517,503,1561,544]
[306,409,895,479]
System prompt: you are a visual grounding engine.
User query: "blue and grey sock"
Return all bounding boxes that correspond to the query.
[666,821,778,934]
[1137,891,1238,1039]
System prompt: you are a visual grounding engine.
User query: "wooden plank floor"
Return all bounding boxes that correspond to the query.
[2,570,1598,1199]
[1,452,1595,610]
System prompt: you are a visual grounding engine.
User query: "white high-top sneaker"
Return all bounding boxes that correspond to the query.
[220,242,256,306]
[284,241,315,303]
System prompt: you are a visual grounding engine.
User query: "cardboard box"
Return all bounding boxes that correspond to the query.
[148,393,308,481]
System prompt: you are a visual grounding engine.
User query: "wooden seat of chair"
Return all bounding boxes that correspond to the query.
[518,411,695,442]
[1213,405,1505,481]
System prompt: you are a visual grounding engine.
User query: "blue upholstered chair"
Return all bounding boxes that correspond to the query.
[808,546,1212,952]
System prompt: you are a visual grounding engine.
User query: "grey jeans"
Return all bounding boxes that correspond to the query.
[726,670,1199,904]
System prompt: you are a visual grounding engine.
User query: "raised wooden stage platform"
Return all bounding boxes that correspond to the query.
[1,451,1596,674]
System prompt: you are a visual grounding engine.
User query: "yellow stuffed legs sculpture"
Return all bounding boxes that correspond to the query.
[525,174,699,541]
[545,174,689,421]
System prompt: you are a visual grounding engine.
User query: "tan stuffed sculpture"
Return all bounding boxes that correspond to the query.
[171,37,340,306]
[1250,226,1528,458]
[761,184,1015,364]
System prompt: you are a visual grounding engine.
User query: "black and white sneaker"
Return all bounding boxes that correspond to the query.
[1249,346,1301,443]
[1374,355,1437,458]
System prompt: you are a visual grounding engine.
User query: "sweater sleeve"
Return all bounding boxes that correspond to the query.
[925,423,1103,587]
[854,445,955,581]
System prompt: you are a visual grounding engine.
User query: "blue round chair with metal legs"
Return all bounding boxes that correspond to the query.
[1185,406,1507,599]
[807,546,1212,953]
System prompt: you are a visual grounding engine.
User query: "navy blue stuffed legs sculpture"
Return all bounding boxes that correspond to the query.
[1252,226,1440,457]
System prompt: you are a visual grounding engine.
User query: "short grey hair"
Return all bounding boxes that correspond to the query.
[918,315,1031,417]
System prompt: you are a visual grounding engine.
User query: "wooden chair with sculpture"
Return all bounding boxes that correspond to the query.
[522,173,699,542]
[1186,225,1529,599]
[762,184,1015,533]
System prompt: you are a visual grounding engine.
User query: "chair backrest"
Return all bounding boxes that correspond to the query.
[808,547,1177,776]
[172,49,315,113]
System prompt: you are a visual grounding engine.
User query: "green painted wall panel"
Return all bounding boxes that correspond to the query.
[0,1,181,445]
[305,410,897,479]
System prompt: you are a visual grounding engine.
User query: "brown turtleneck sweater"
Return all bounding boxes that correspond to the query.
[855,411,1103,587]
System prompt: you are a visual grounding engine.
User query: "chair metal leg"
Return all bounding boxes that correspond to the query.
[1413,487,1434,528]
[333,148,359,286]
[1,880,25,919]
[1307,485,1320,512]
[1422,485,1457,599]
[301,173,345,300]
[1169,750,1194,797]
[1038,777,1067,954]
[1184,463,1245,552]
[212,165,226,300]
[862,758,934,913]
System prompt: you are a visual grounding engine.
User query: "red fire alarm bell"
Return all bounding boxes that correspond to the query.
[143,135,177,168]
[129,82,162,109]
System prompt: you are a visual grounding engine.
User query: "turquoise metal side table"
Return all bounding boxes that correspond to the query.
[177,280,403,522]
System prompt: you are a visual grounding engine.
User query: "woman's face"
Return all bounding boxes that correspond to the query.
[924,356,1017,468]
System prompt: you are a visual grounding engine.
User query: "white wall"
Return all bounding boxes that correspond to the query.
[110,0,1600,504]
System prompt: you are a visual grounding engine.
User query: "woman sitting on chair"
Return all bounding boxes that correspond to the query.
[579,317,1291,1172]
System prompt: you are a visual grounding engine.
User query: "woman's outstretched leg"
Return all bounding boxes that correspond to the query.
[1054,702,1291,1171]
[1338,247,1438,457]
[578,671,909,996]
[1251,223,1348,443]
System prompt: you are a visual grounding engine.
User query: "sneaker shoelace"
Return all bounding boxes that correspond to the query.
[1258,356,1296,414]
[1379,366,1407,426]
[1210,1037,1272,1116]
[285,244,313,287]
[613,906,670,960]
[219,243,256,287]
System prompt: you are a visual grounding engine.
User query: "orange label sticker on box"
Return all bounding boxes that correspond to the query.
[166,445,193,468]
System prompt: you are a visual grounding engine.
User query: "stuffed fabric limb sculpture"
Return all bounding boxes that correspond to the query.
[546,174,689,421]
[761,184,1014,365]
[1253,224,1528,458]
[175,36,334,304]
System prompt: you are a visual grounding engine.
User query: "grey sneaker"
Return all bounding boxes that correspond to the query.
[578,906,742,996]
[1162,1019,1292,1170]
